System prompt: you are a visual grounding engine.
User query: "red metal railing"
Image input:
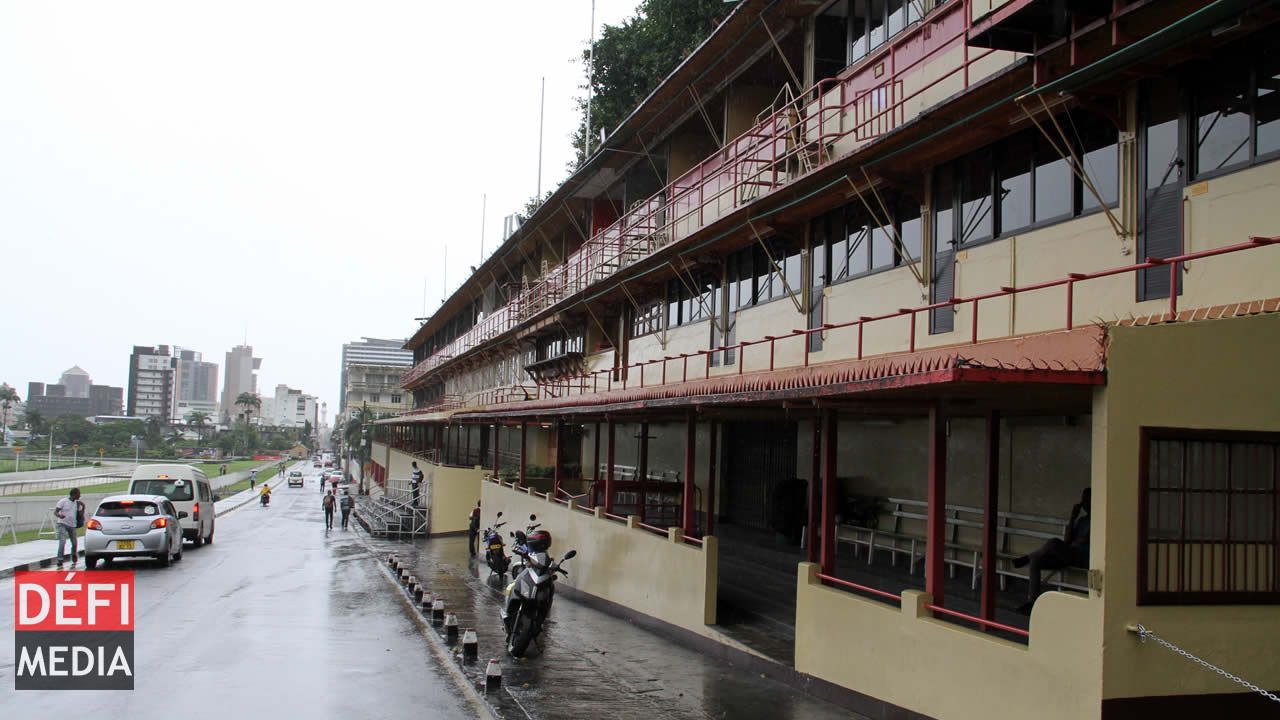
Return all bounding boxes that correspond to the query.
[818,572,903,603]
[403,0,994,389]
[505,237,1277,403]
[925,603,1030,638]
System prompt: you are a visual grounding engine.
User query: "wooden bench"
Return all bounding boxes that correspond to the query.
[837,497,1087,594]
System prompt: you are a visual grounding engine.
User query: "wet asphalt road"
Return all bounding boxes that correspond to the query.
[0,464,478,720]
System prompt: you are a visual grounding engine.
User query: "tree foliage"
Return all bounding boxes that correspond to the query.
[570,0,734,169]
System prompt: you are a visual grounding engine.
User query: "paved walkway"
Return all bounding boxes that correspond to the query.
[0,461,132,483]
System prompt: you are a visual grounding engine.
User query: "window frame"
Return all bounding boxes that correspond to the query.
[1137,426,1280,606]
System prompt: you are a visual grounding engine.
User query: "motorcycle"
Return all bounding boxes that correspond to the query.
[506,514,541,578]
[260,492,271,507]
[483,512,509,576]
[501,527,576,658]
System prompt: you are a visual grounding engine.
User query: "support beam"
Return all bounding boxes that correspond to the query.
[807,418,822,564]
[819,409,838,574]
[519,421,528,487]
[981,410,1000,624]
[553,420,564,499]
[638,422,650,486]
[605,419,616,514]
[492,424,500,478]
[707,420,717,537]
[683,414,697,536]
[927,404,948,606]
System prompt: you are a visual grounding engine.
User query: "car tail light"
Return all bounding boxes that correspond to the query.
[150,517,168,529]
[86,519,102,530]
[193,502,200,521]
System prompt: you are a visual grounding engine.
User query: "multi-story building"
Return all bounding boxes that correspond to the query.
[340,338,412,419]
[220,344,261,424]
[376,2,1280,717]
[270,384,318,430]
[171,348,219,424]
[26,376,123,419]
[126,346,175,419]
[58,366,91,398]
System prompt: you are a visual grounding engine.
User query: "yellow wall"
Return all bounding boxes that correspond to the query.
[481,480,718,635]
[384,447,483,536]
[1096,313,1280,701]
[795,563,1102,720]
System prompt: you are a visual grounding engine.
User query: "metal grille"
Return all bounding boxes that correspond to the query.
[1141,429,1280,604]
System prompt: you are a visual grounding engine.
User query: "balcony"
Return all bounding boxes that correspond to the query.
[403,0,1009,390]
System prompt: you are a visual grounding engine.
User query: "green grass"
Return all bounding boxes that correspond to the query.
[217,464,285,496]
[196,460,262,475]
[0,460,83,474]
[13,460,275,497]
[15,479,133,497]
[0,526,84,547]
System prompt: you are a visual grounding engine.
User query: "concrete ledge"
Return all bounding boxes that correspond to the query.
[0,548,86,580]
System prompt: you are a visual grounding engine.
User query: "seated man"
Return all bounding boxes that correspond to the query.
[1014,487,1090,613]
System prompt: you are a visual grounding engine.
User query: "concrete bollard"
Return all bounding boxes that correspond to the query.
[413,583,425,602]
[462,629,478,661]
[484,659,502,692]
[399,567,409,583]
[432,598,445,626]
[444,612,459,643]
[388,553,397,566]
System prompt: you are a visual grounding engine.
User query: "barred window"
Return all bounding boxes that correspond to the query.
[1140,428,1280,605]
[631,301,663,338]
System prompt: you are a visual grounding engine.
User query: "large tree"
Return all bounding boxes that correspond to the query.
[570,0,734,169]
[235,392,262,426]
[188,411,210,443]
[0,383,18,434]
[24,408,46,437]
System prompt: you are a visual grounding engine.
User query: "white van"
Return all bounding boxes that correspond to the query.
[128,464,216,546]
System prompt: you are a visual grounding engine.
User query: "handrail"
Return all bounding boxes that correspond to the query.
[494,236,1278,403]
[402,0,988,389]
[925,602,1030,638]
[818,572,903,603]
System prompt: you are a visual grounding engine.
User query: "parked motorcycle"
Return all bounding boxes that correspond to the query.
[483,512,510,576]
[507,514,540,578]
[501,528,576,657]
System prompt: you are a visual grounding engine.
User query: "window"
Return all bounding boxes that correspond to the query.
[958,150,994,244]
[997,132,1033,234]
[369,394,381,403]
[1193,65,1251,176]
[813,0,922,80]
[390,395,402,404]
[1140,428,1280,605]
[1258,49,1280,156]
[1034,134,1073,222]
[631,300,663,337]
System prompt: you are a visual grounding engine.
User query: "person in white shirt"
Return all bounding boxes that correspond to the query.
[54,487,83,568]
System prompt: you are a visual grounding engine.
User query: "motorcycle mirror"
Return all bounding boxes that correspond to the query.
[529,514,537,521]
[563,550,577,560]
[496,511,503,518]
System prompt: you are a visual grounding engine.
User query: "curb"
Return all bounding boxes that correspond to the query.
[0,549,86,580]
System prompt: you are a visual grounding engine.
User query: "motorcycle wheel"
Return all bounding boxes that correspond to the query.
[508,608,536,658]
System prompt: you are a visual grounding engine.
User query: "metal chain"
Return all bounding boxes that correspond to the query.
[1132,624,1280,704]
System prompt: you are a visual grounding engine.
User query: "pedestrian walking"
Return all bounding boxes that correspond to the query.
[250,469,258,490]
[411,461,423,507]
[467,500,481,557]
[322,491,336,530]
[54,488,84,568]
[340,490,354,530]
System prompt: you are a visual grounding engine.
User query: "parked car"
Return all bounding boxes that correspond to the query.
[128,464,215,546]
[288,470,305,488]
[85,495,185,568]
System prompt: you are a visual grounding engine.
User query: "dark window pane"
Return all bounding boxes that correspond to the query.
[811,231,827,287]
[845,207,870,275]
[959,152,993,244]
[1259,51,1280,156]
[898,200,922,261]
[887,0,907,37]
[933,165,954,254]
[1035,134,1073,222]
[1077,111,1119,211]
[754,247,772,303]
[850,0,868,64]
[1194,69,1251,175]
[867,0,886,51]
[784,245,803,294]
[997,132,1033,234]
[871,221,894,270]
[815,1,850,79]
[1146,78,1182,190]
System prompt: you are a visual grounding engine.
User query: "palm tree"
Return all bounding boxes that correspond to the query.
[24,408,46,437]
[0,383,18,440]
[189,411,210,443]
[235,392,261,426]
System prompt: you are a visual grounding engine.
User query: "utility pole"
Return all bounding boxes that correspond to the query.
[585,0,595,161]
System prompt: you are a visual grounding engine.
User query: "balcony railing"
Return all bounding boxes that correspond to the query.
[403,0,991,389]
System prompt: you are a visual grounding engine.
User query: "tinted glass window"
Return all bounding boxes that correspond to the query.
[959,152,993,244]
[1258,51,1280,156]
[933,165,954,254]
[997,132,1032,233]
[98,501,159,517]
[1034,135,1073,221]
[867,0,886,51]
[1078,112,1119,211]
[870,220,894,270]
[846,215,871,275]
[1146,78,1182,190]
[898,200,922,261]
[1194,67,1251,175]
[132,478,194,501]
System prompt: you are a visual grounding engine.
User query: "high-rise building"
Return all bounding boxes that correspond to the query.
[126,345,175,419]
[58,366,91,398]
[340,338,412,419]
[171,348,219,424]
[270,384,317,429]
[26,374,122,419]
[221,345,261,423]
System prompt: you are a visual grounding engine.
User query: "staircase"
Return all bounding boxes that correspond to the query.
[354,477,428,538]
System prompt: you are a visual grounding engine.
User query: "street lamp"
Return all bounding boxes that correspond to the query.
[72,443,79,468]
[47,427,54,470]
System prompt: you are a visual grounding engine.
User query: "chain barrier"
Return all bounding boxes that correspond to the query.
[1131,624,1280,704]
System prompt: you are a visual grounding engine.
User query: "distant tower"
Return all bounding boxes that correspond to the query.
[321,402,328,427]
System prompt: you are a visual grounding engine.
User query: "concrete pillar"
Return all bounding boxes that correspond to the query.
[604,418,616,514]
[819,408,837,575]
[519,421,527,487]
[981,410,1000,624]
[926,403,947,606]
[682,414,696,535]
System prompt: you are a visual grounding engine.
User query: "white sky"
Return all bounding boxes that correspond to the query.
[0,0,639,418]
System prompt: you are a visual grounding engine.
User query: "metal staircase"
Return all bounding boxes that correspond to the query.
[354,477,428,538]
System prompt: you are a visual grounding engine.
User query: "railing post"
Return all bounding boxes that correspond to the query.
[605,418,616,514]
[1169,260,1179,319]
[927,403,947,607]
[638,421,650,487]
[909,310,917,352]
[1066,279,1075,330]
[857,320,865,359]
[971,299,979,345]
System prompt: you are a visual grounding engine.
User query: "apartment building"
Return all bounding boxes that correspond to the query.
[340,338,413,419]
[171,348,219,424]
[126,345,176,419]
[270,384,318,430]
[375,2,1280,717]
[221,344,260,424]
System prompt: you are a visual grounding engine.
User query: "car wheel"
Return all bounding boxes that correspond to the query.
[85,555,100,570]
[174,540,183,562]
[206,528,214,545]
[194,530,205,547]
[157,542,172,567]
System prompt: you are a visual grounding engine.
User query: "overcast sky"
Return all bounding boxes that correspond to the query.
[0,0,640,420]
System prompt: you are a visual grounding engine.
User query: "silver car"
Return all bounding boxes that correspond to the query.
[84,494,185,568]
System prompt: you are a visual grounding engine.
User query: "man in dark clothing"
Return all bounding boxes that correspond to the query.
[322,491,336,530]
[467,500,481,556]
[410,462,424,507]
[1015,488,1091,612]
[340,490,354,530]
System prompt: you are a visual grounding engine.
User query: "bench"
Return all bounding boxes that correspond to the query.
[837,497,1087,594]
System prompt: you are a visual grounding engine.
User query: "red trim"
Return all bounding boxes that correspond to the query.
[926,603,1030,638]
[818,572,901,603]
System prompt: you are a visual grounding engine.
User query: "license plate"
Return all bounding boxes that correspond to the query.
[115,540,135,550]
